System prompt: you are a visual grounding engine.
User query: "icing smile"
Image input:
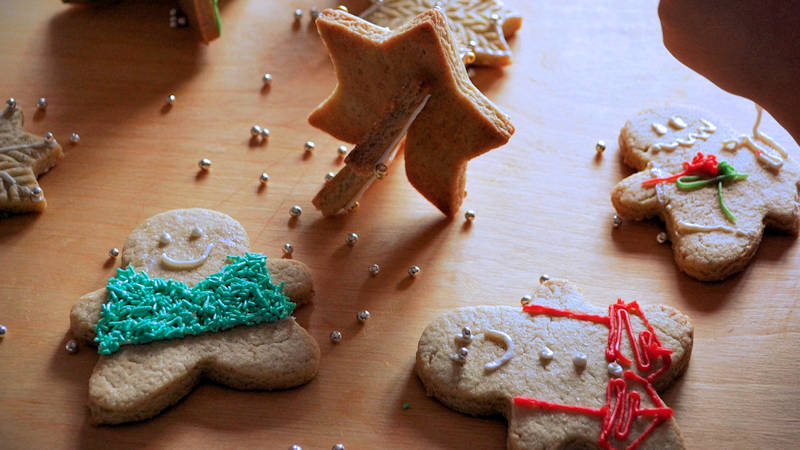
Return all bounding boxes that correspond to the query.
[160,243,215,270]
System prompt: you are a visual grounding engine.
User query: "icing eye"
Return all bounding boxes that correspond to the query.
[158,231,173,247]
[190,226,204,240]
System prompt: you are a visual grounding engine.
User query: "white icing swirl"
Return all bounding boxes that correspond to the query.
[483,328,514,371]
[160,243,214,270]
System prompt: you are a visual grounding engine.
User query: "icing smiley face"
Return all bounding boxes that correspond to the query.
[416,280,693,449]
[121,208,249,286]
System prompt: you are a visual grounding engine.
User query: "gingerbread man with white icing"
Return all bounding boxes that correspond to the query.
[416,279,693,449]
[69,208,318,424]
[612,106,800,281]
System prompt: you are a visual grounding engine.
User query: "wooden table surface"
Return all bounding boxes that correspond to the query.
[1,1,799,449]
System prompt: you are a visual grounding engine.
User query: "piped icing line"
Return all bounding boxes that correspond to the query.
[516,300,675,449]
[0,170,16,185]
[0,140,53,153]
[647,118,716,153]
[483,328,514,371]
[676,220,749,237]
[722,104,788,170]
[158,231,173,246]
[160,243,214,270]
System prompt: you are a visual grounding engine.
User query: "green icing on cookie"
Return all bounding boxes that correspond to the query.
[213,0,221,35]
[95,253,294,355]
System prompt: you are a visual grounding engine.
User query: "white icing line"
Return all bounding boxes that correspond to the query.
[651,122,667,136]
[160,243,214,270]
[0,171,16,185]
[647,118,716,153]
[483,328,513,371]
[649,167,668,207]
[0,141,48,153]
[668,116,687,129]
[676,220,749,237]
[158,231,173,246]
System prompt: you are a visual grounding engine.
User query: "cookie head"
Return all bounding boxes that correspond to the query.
[612,106,800,281]
[416,280,693,449]
[121,208,250,286]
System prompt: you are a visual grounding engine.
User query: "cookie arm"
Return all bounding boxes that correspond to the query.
[611,171,664,220]
[70,288,107,344]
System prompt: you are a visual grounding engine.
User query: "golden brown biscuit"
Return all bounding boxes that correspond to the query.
[309,8,514,217]
[0,104,63,214]
[361,0,523,66]
[69,208,318,424]
[611,106,800,281]
[178,0,221,43]
[416,279,693,449]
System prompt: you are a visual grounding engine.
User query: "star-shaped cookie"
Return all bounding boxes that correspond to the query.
[309,8,514,216]
[361,0,523,66]
[69,209,319,424]
[0,105,63,214]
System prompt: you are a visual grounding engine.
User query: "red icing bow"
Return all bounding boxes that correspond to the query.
[642,152,718,186]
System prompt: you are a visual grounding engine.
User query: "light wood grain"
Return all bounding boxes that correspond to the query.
[1,1,799,449]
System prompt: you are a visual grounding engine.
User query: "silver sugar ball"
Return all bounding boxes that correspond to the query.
[595,140,606,153]
[345,232,359,246]
[170,8,177,15]
[37,97,48,110]
[457,346,469,360]
[251,125,263,137]
[0,324,6,336]
[468,39,477,49]
[490,13,501,22]
[283,242,294,255]
[310,8,320,19]
[109,248,120,258]
[539,274,550,284]
[337,144,348,156]
[65,339,79,354]
[69,132,80,144]
[304,141,316,152]
[330,330,342,343]
[656,232,668,244]
[31,186,43,196]
[166,94,176,104]
[458,327,473,343]
[613,214,623,228]
[293,9,303,20]
[608,362,623,378]
[520,294,532,306]
[539,346,554,362]
[260,128,270,138]
[259,172,270,184]
[368,263,380,276]
[198,158,212,170]
[332,445,345,450]
[337,5,349,12]
[464,209,476,221]
[408,265,421,277]
[357,310,370,322]
[290,446,302,450]
[6,98,16,110]
[572,352,587,369]
[325,172,335,182]
[263,73,273,84]
[289,205,303,217]
[374,163,388,178]
[44,132,55,144]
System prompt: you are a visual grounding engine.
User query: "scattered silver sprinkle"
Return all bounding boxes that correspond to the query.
[337,5,349,12]
[259,172,270,184]
[251,125,263,137]
[31,186,43,197]
[539,274,550,284]
[337,145,348,156]
[37,97,48,110]
[5,98,16,111]
[289,446,302,450]
[368,263,380,276]
[656,232,668,244]
[260,128,270,138]
[44,132,55,144]
[613,214,622,228]
[198,158,212,170]
[374,163,388,179]
[330,330,342,343]
[539,346,554,362]
[468,39,477,49]
[520,294,532,306]
[290,205,302,217]
[325,172,335,182]
[608,362,623,378]
[464,209,476,222]
[0,324,6,336]
[283,242,294,255]
[453,346,469,364]
[572,352,587,369]
[457,327,472,343]
[310,8,320,19]
[65,339,79,354]
[263,73,273,84]
[408,265,420,277]
[357,310,370,322]
[345,232,358,246]
[490,13,501,22]
[69,132,80,144]
[332,445,345,450]
[177,16,187,26]
[595,140,606,153]
[293,9,303,20]
[109,248,120,258]
[304,141,315,152]
[166,94,176,104]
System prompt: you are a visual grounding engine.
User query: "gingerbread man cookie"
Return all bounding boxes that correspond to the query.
[612,106,800,281]
[0,102,63,214]
[416,279,693,449]
[69,208,318,424]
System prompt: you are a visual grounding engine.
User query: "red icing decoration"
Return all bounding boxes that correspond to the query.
[517,299,675,449]
[641,152,719,186]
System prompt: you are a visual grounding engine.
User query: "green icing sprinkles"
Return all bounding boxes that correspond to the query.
[95,253,294,355]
